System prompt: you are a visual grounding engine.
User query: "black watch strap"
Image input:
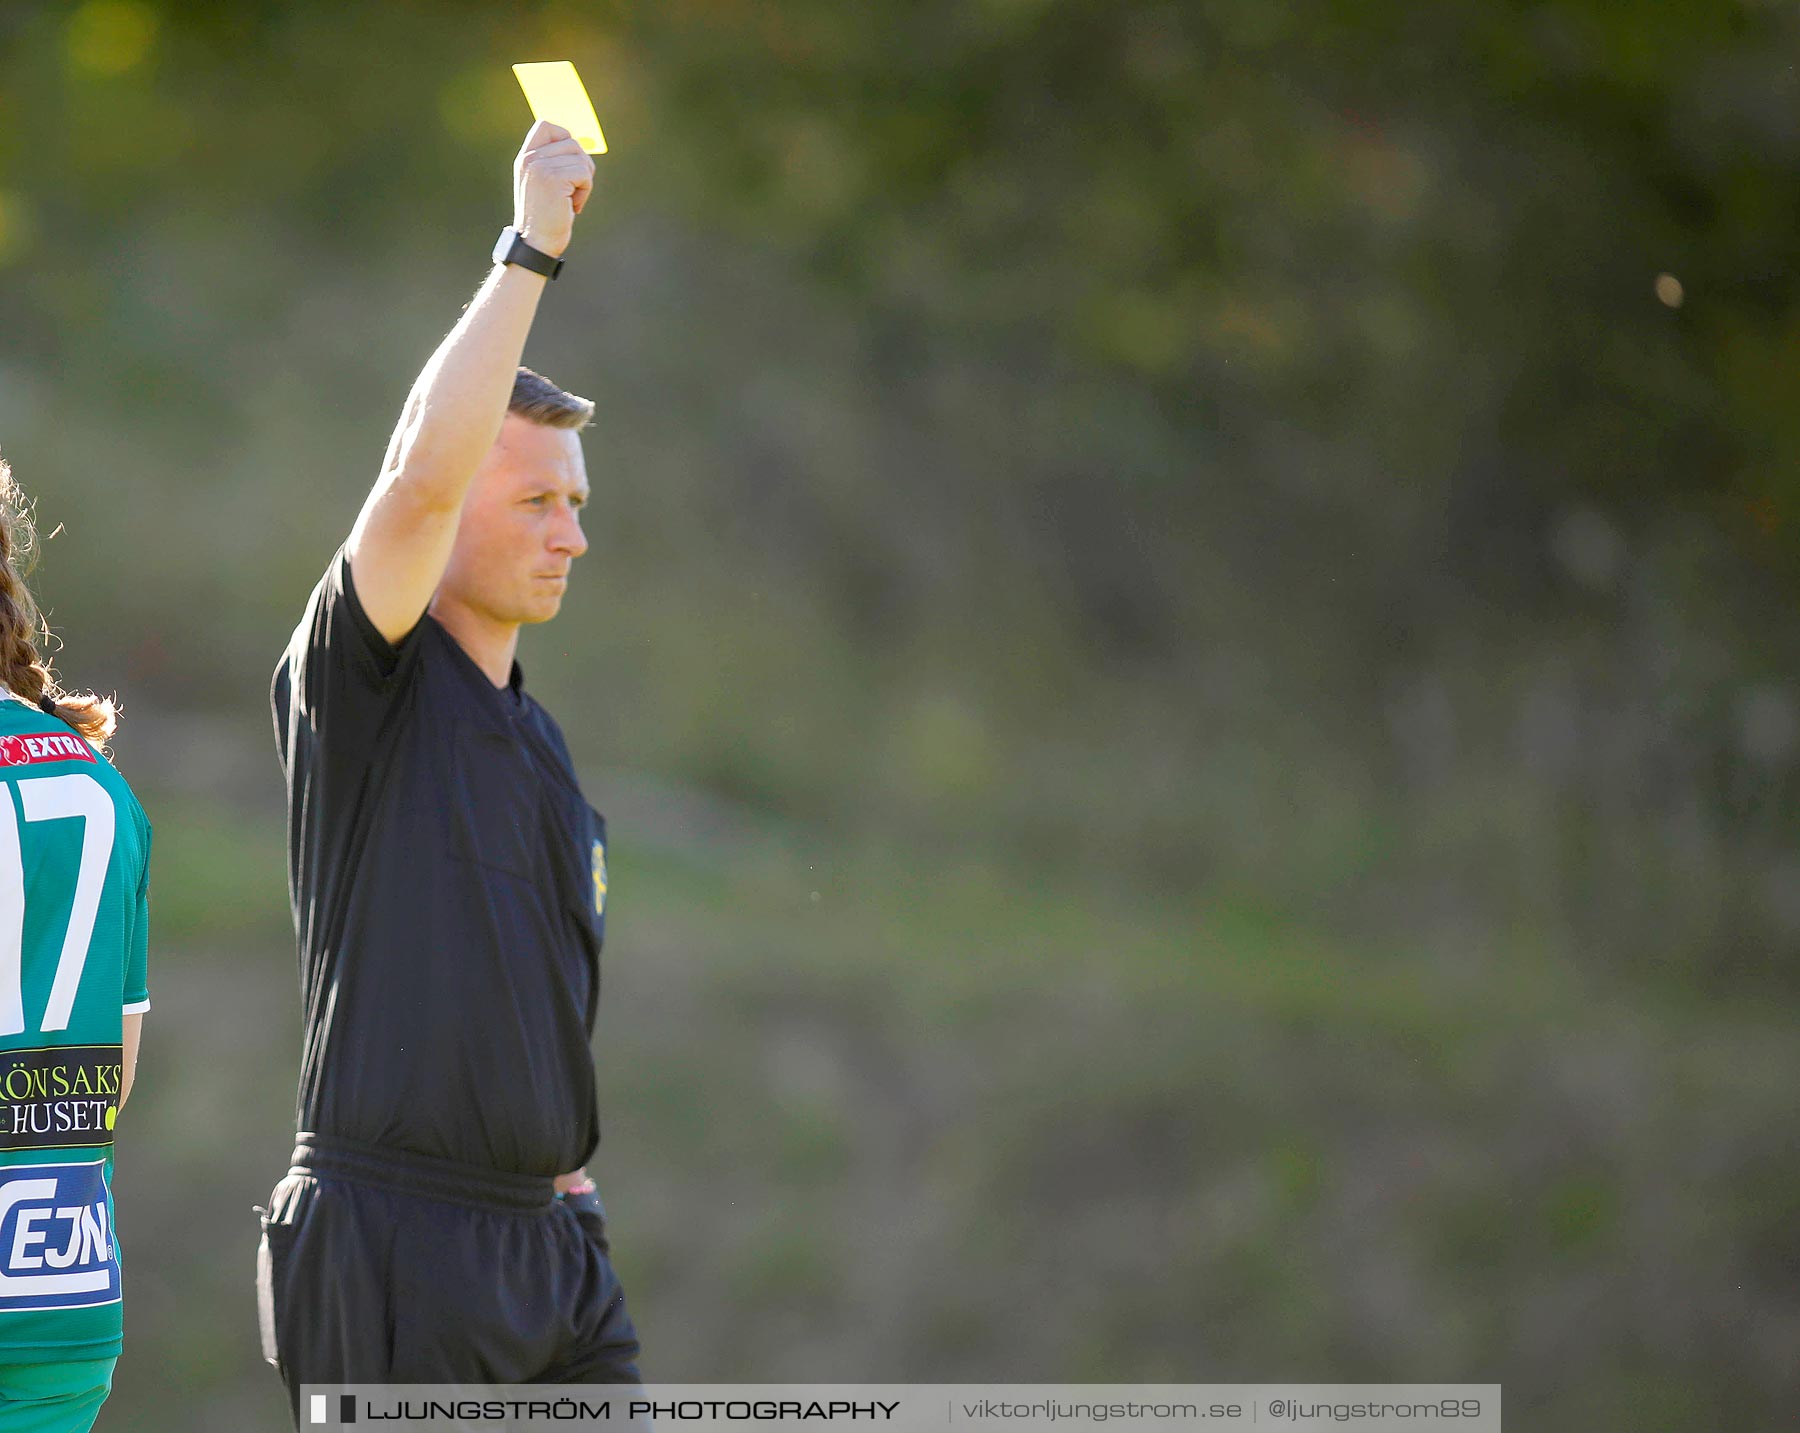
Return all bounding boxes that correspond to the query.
[493,226,563,280]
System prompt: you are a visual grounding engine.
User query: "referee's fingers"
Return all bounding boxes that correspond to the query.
[518,119,572,152]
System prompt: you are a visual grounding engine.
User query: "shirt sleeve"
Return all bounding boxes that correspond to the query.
[123,815,150,1013]
[274,546,424,767]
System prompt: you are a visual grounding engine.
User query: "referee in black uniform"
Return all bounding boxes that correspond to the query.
[255,121,639,1418]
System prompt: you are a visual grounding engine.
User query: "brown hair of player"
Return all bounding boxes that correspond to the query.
[0,454,117,744]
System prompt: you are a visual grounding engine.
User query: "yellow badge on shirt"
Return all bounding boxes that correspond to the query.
[591,839,607,916]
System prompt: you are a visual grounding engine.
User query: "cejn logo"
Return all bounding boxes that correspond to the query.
[0,733,95,767]
[0,1160,119,1311]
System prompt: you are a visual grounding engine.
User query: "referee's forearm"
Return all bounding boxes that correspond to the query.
[380,262,549,509]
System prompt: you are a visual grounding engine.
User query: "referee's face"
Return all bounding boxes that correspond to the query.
[441,415,591,627]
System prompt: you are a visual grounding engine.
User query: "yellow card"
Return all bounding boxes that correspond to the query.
[512,61,607,154]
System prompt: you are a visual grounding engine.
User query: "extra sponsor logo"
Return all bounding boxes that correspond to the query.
[0,1159,119,1311]
[0,732,95,767]
[0,1046,122,1152]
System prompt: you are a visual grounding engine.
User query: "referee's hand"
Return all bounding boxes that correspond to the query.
[560,1181,611,1257]
[513,120,595,259]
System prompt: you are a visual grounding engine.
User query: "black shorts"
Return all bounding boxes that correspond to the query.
[256,1134,640,1426]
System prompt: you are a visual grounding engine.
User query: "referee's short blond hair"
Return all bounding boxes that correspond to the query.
[509,367,593,431]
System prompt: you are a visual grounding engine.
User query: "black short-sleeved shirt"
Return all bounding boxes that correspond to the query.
[271,549,608,1176]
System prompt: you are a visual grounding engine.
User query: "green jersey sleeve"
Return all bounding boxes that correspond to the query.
[123,819,149,1013]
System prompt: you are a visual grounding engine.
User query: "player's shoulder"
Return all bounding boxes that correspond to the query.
[0,695,104,770]
[0,695,147,817]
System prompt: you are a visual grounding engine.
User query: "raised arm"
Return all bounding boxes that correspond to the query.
[346,121,596,643]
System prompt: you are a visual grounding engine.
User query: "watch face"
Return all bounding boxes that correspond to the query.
[492,227,559,278]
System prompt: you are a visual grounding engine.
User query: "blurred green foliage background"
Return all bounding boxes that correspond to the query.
[2,1,1797,1427]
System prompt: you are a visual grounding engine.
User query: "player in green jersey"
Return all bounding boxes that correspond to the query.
[0,457,149,1433]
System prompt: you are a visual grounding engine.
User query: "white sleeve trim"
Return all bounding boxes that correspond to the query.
[122,999,151,1015]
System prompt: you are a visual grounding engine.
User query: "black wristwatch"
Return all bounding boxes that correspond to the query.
[492,226,563,280]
